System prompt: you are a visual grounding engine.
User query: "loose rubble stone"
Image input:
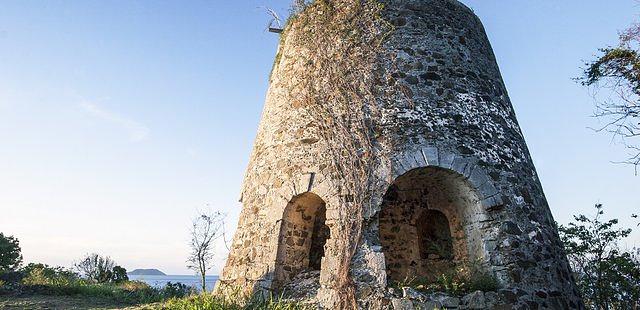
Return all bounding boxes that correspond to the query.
[403,287,425,301]
[484,291,499,308]
[281,270,320,300]
[440,296,460,308]
[462,291,486,309]
[421,301,443,310]
[392,298,415,310]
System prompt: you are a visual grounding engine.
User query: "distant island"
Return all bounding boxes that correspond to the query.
[127,269,166,276]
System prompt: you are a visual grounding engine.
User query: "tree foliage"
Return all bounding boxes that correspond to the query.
[0,233,23,273]
[111,265,129,283]
[74,253,125,284]
[581,24,640,169]
[559,204,640,309]
[187,211,225,292]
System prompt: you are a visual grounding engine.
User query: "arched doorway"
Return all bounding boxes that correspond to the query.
[379,166,486,283]
[274,192,330,288]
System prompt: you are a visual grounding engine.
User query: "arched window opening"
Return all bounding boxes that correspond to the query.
[379,167,486,283]
[417,210,453,260]
[275,193,329,288]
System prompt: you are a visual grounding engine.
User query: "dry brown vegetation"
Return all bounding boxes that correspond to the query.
[278,0,396,307]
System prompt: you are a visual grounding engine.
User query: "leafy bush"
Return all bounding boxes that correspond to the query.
[559,204,640,309]
[161,282,193,299]
[7,263,170,305]
[1,258,196,306]
[21,263,79,286]
[112,265,129,283]
[0,270,23,288]
[392,261,499,296]
[119,280,152,291]
[0,233,23,273]
[467,272,500,293]
[74,253,116,283]
[74,254,132,284]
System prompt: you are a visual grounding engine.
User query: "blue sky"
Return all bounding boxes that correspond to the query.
[0,0,638,275]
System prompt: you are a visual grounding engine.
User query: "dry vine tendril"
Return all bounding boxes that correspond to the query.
[276,0,395,307]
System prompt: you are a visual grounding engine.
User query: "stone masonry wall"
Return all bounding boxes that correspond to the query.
[216,0,583,309]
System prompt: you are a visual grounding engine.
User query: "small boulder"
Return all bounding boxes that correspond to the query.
[402,287,425,301]
[392,298,415,310]
[462,291,486,309]
[484,291,499,308]
[501,221,522,235]
[414,300,442,310]
[440,296,460,308]
[498,289,519,304]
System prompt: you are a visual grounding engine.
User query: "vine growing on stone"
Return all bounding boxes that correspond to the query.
[278,0,394,307]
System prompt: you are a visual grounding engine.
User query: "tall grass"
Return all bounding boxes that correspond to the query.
[3,264,308,309]
[158,293,311,310]
[2,263,192,305]
[18,281,179,304]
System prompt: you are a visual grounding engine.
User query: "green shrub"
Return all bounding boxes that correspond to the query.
[17,265,165,305]
[21,263,79,286]
[74,253,124,284]
[3,261,196,305]
[468,272,500,292]
[112,265,129,283]
[0,233,23,273]
[161,282,193,299]
[0,270,23,288]
[160,292,309,310]
[559,204,640,309]
[391,261,499,296]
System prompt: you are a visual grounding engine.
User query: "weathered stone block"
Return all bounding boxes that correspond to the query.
[422,146,439,166]
[462,291,486,309]
[392,298,415,310]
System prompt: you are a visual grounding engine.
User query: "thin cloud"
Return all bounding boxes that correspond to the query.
[78,100,150,142]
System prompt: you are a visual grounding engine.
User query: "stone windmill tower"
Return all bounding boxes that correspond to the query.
[216,0,583,309]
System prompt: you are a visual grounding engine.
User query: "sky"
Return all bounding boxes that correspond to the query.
[0,0,639,276]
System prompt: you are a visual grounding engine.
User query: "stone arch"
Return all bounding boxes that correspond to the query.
[391,147,504,210]
[274,192,330,288]
[379,164,492,283]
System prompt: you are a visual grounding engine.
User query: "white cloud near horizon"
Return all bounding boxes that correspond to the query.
[78,99,150,142]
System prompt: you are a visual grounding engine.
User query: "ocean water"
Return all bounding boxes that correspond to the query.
[128,275,219,292]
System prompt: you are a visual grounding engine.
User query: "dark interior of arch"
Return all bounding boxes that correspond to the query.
[379,167,478,282]
[275,193,329,287]
[309,207,329,270]
[418,210,453,260]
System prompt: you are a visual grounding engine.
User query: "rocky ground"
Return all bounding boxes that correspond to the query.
[388,287,573,309]
[279,271,571,309]
[390,288,500,310]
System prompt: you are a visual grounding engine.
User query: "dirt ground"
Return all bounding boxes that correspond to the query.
[0,295,155,310]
